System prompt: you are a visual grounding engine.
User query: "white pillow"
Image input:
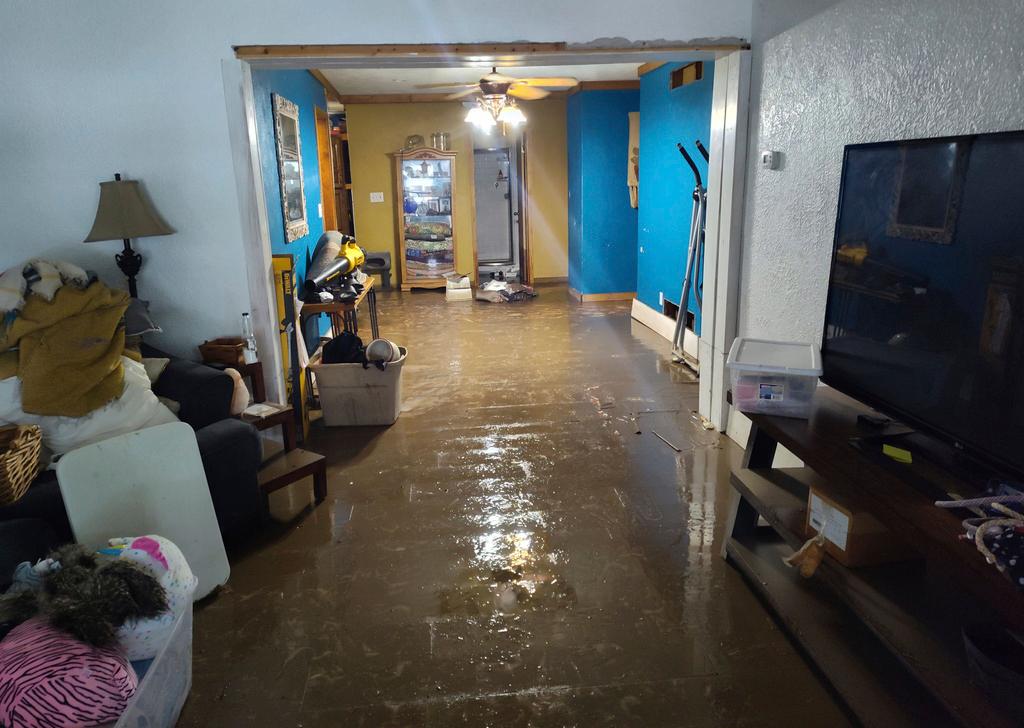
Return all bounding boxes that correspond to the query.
[0,357,178,460]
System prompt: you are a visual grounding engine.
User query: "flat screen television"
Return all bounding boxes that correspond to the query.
[821,129,1024,478]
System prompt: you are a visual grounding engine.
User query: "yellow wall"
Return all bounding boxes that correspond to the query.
[346,103,475,283]
[523,98,569,280]
[346,99,568,284]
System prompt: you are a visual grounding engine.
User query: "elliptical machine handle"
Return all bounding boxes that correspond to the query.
[695,139,710,163]
[677,143,703,189]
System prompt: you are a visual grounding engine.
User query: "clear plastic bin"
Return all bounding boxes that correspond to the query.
[726,338,822,419]
[109,606,193,728]
[309,348,407,426]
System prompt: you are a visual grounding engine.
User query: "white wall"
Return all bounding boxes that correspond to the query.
[739,0,1024,345]
[0,0,753,358]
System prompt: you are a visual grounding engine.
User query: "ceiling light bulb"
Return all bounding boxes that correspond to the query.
[498,103,526,126]
[464,105,494,128]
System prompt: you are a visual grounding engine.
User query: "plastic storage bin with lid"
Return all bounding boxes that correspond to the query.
[726,338,822,419]
[309,348,407,426]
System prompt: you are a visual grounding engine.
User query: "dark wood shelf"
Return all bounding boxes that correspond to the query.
[731,466,1010,727]
[726,386,1022,728]
[725,534,951,727]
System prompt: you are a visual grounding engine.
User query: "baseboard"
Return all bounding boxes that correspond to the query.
[533,276,568,284]
[569,288,636,302]
[630,298,699,363]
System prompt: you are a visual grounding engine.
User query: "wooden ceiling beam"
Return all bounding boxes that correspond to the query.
[235,42,568,60]
[233,41,748,62]
[338,93,459,105]
[309,70,343,103]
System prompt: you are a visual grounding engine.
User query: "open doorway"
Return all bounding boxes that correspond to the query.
[229,44,750,429]
[474,137,525,283]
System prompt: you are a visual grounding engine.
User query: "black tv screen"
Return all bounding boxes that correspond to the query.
[821,130,1024,477]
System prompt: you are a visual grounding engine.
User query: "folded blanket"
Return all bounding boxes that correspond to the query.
[0,282,129,417]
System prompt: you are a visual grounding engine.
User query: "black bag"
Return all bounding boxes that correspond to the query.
[322,331,366,365]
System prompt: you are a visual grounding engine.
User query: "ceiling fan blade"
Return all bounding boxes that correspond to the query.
[445,87,481,101]
[514,77,580,88]
[508,85,550,100]
[415,82,477,89]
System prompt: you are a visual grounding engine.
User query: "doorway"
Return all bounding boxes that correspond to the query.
[474,139,525,283]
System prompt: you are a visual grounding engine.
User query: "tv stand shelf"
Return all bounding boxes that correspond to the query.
[726,387,1021,728]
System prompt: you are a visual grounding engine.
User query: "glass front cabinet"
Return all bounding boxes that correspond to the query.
[392,148,457,290]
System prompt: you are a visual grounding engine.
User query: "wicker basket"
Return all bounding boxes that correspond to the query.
[0,424,42,506]
[198,337,247,366]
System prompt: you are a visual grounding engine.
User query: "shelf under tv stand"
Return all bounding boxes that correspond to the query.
[725,386,1022,728]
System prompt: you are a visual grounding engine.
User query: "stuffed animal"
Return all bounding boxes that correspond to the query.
[100,535,197,660]
[0,544,167,648]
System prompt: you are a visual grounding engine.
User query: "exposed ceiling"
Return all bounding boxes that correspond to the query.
[318,63,644,97]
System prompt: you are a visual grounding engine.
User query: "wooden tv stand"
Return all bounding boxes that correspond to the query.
[725,386,1022,728]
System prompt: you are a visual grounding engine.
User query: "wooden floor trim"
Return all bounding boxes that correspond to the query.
[569,288,636,303]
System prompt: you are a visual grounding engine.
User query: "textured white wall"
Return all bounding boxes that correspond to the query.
[0,0,752,357]
[740,0,1024,344]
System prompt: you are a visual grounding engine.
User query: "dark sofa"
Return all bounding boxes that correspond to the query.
[0,351,266,587]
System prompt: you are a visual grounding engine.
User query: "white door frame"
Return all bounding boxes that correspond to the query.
[698,50,751,430]
[221,45,748,403]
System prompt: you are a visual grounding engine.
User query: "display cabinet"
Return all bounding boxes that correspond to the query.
[392,148,457,290]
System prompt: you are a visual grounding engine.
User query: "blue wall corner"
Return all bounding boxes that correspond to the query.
[252,69,329,337]
[567,94,583,291]
[566,90,640,295]
[637,63,714,333]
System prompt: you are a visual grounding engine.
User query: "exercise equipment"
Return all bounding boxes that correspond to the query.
[671,139,709,363]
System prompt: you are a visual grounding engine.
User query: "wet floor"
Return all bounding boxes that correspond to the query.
[179,285,849,727]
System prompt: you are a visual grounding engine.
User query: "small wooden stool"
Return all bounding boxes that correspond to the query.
[242,403,326,506]
[258,449,327,504]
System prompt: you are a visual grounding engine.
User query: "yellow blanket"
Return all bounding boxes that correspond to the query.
[0,283,130,417]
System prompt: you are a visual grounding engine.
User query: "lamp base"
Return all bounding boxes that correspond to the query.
[115,238,142,298]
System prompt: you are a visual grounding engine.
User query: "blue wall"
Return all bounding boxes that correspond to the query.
[637,63,714,333]
[251,69,328,337]
[566,89,640,295]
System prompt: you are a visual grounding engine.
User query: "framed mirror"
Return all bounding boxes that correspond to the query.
[272,94,308,242]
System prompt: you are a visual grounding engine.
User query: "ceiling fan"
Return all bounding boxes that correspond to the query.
[418,67,578,128]
[417,67,579,101]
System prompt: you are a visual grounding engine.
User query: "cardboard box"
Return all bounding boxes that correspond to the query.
[804,486,913,567]
[445,286,473,301]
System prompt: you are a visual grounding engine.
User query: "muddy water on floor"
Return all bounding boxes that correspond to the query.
[179,286,849,727]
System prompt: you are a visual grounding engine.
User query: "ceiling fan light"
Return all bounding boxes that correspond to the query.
[497,103,526,126]
[465,104,496,129]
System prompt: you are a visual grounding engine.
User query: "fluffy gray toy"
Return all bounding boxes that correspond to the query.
[0,544,168,648]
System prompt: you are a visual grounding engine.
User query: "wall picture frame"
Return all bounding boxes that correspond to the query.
[272,94,308,243]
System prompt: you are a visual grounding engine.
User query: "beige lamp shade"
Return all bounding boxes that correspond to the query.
[84,178,175,242]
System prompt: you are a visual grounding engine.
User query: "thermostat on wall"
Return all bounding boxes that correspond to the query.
[761,150,781,170]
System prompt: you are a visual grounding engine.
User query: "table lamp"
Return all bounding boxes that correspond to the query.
[84,173,174,297]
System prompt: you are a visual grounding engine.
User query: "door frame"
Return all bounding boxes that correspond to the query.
[314,107,338,231]
[225,42,749,403]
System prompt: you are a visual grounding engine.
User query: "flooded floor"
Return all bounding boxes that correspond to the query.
[180,286,849,726]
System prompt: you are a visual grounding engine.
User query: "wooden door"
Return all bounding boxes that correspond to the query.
[314,107,338,231]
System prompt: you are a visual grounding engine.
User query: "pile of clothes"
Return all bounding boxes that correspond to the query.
[0,259,176,462]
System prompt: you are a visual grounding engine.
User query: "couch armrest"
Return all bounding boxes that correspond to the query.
[195,419,266,540]
[153,359,233,430]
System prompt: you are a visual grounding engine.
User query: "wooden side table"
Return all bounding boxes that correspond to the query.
[301,276,379,340]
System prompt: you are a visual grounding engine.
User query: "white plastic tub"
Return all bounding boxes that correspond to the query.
[310,348,407,426]
[109,606,192,728]
[726,338,822,419]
